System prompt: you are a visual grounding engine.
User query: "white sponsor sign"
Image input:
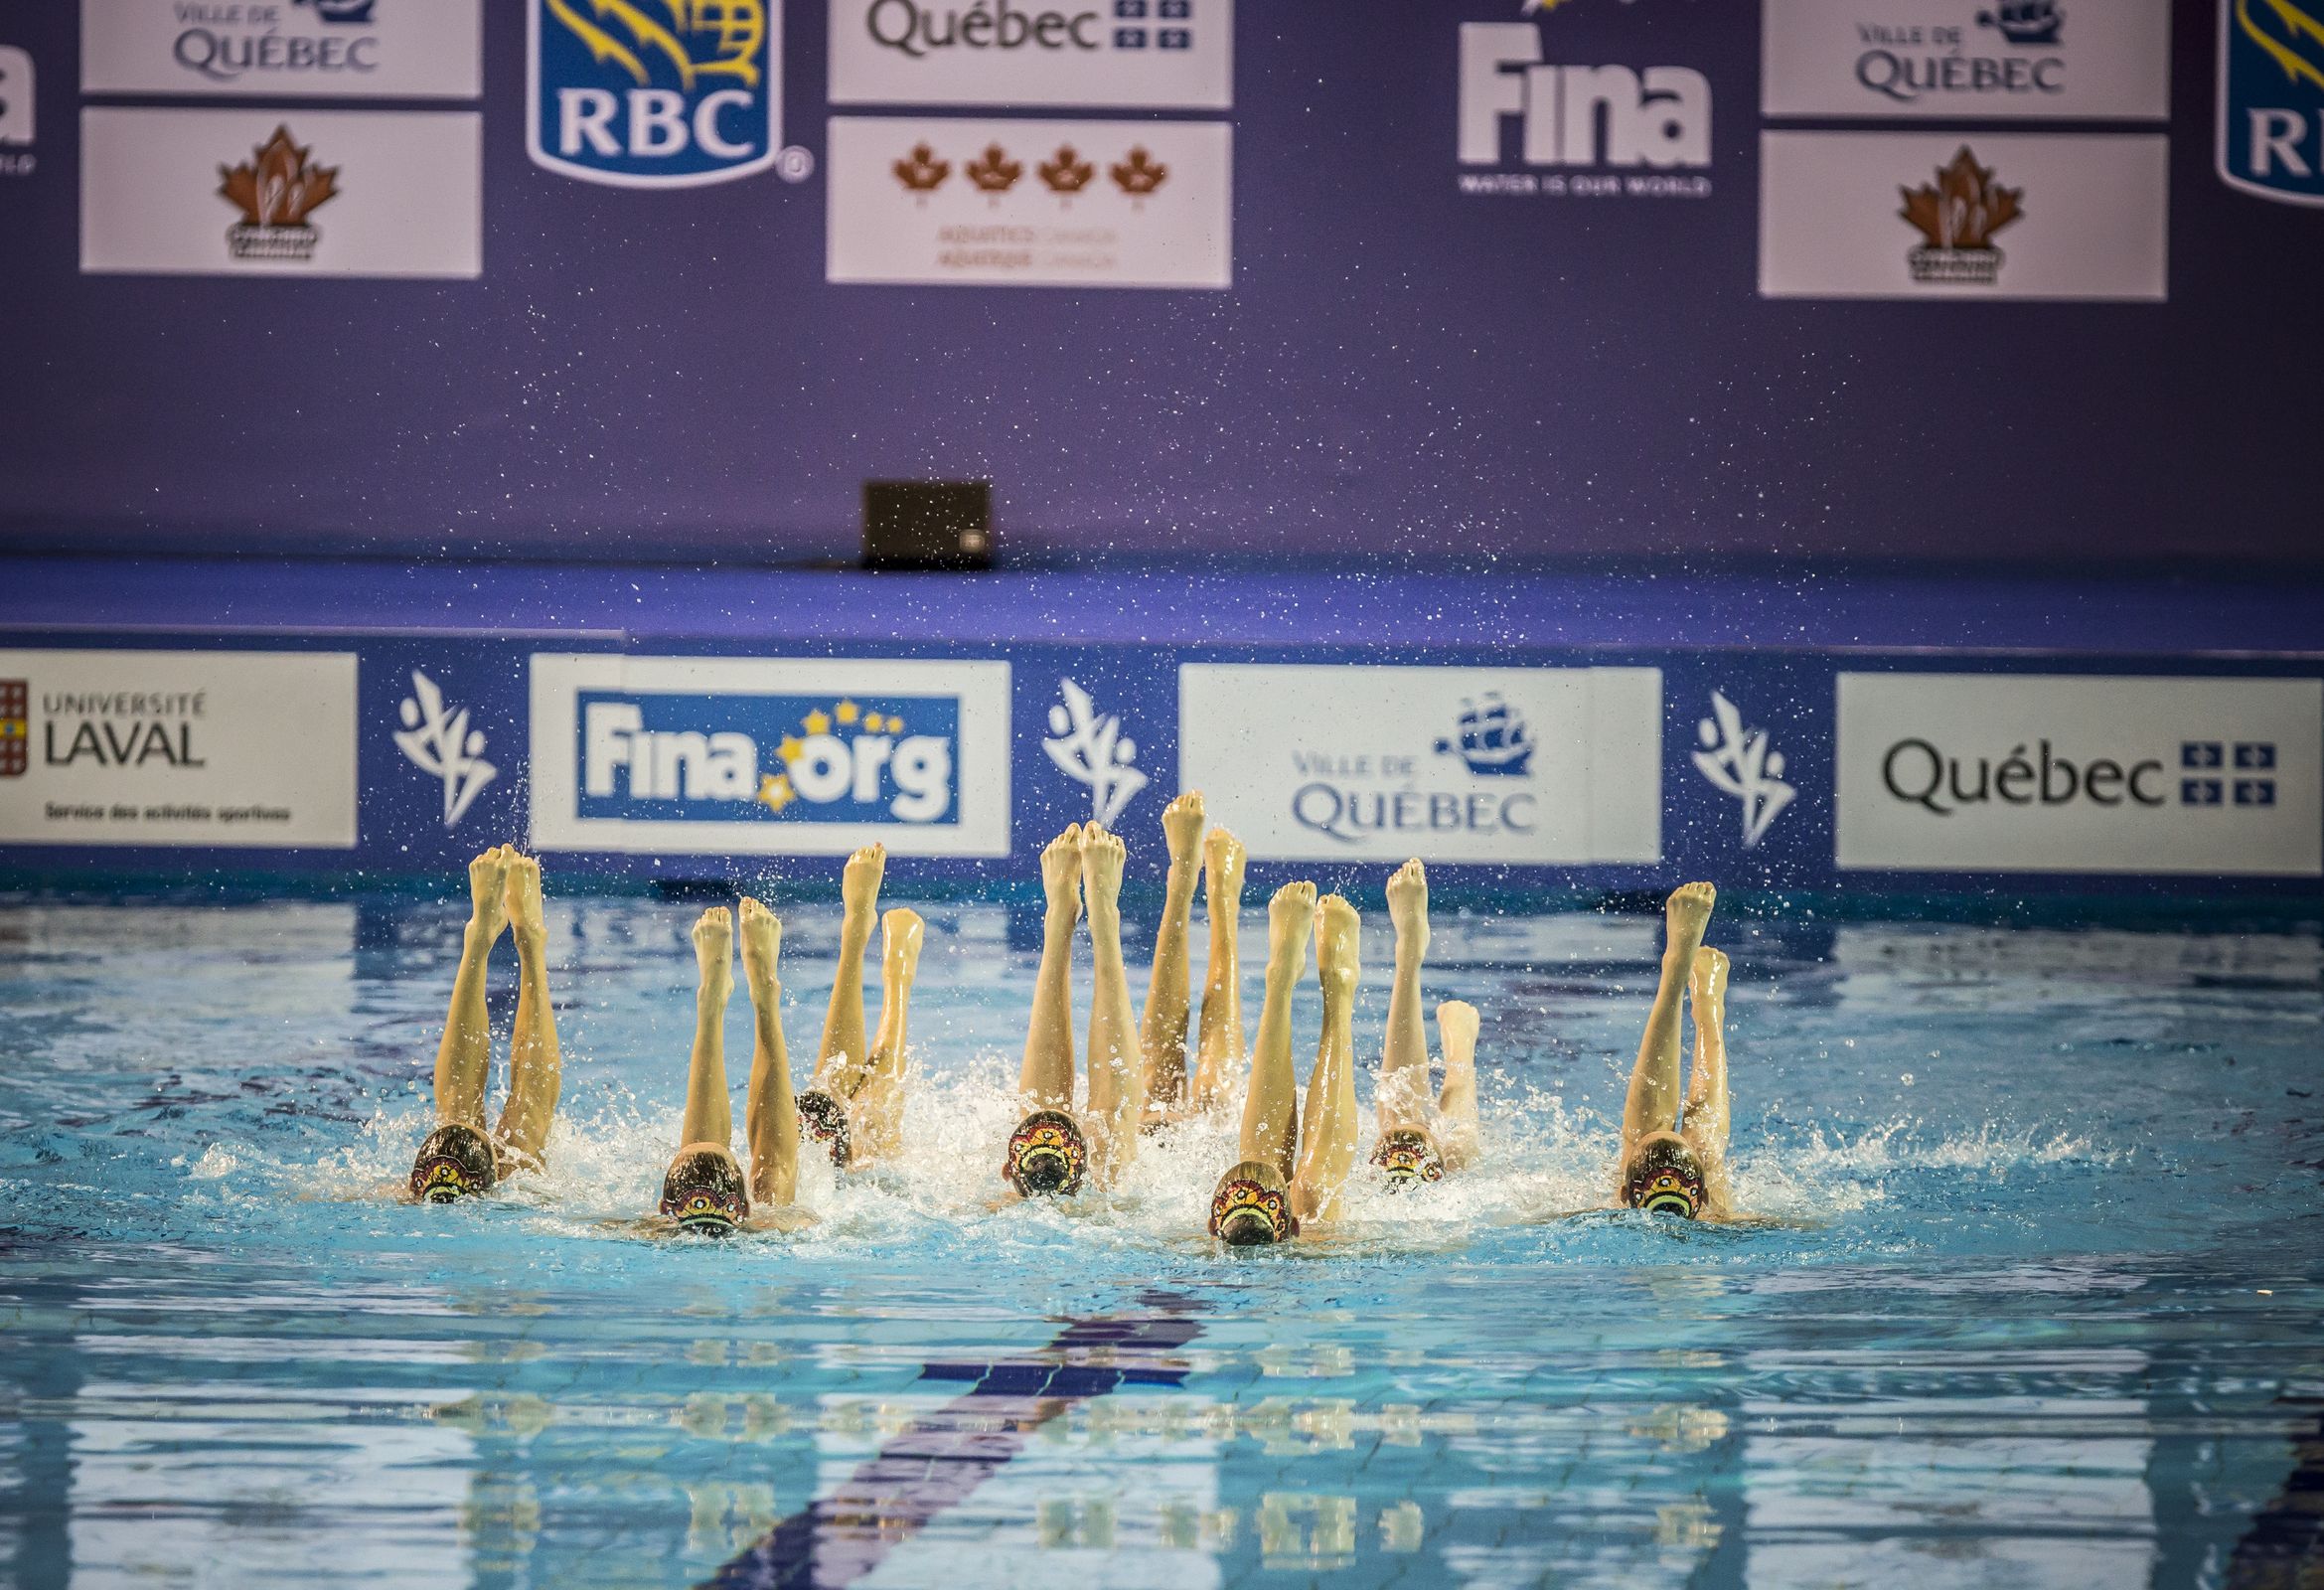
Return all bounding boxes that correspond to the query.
[529,654,1012,857]
[81,0,483,100]
[0,649,358,849]
[0,44,33,149]
[830,0,1231,108]
[1835,673,2323,875]
[80,107,481,278]
[1178,664,1663,865]
[827,115,1230,288]
[1760,131,2167,300]
[1762,0,2169,120]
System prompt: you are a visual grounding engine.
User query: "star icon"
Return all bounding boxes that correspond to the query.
[757,773,796,814]
[803,709,832,736]
[778,735,804,763]
[835,700,859,725]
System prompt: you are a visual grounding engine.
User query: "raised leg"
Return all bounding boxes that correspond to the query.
[1621,882,1716,1157]
[1238,880,1316,1184]
[1293,894,1362,1223]
[432,846,511,1131]
[851,908,925,1164]
[1681,947,1731,1168]
[1017,825,1082,1110]
[1434,1000,1481,1173]
[681,907,735,1150]
[1080,825,1140,1182]
[816,843,884,1097]
[1376,859,1432,1136]
[492,853,561,1167]
[1189,826,1247,1111]
[737,896,798,1209]
[1139,791,1207,1120]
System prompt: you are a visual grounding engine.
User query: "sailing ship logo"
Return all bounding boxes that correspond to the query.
[1978,0,2064,47]
[1435,693,1534,777]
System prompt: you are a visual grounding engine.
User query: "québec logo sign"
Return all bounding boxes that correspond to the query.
[1877,737,2278,815]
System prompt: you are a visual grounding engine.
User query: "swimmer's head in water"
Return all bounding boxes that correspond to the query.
[1623,1137,1706,1219]
[1004,1110,1087,1197]
[1209,1160,1298,1246]
[660,1148,749,1237]
[1370,1128,1445,1190]
[794,1089,852,1169]
[410,1123,498,1203]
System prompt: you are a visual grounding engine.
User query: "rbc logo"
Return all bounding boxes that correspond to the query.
[2218,0,2324,206]
[529,0,780,188]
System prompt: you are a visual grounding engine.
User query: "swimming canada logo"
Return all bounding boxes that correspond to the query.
[1901,145,2020,284]
[529,0,778,188]
[0,44,33,178]
[579,692,958,824]
[0,681,25,778]
[393,670,498,828]
[1456,1,1713,199]
[218,126,338,262]
[2218,0,2324,206]
[1042,677,1148,825]
[1692,691,1795,849]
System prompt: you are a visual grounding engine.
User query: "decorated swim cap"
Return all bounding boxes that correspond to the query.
[795,1089,852,1169]
[1624,1142,1706,1219]
[661,1149,749,1237]
[1370,1128,1445,1190]
[409,1123,497,1203]
[1209,1168,1298,1245]
[1004,1109,1087,1197]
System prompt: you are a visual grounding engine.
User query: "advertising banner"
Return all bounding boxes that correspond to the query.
[80,107,482,277]
[829,0,1231,108]
[827,115,1230,288]
[529,654,1012,857]
[527,0,781,188]
[2217,0,2324,206]
[1177,664,1663,865]
[1834,672,2324,875]
[1762,0,2168,120]
[80,0,483,99]
[0,649,358,849]
[1759,130,2167,300]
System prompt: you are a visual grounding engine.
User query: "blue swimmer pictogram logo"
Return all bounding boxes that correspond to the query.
[530,0,779,189]
[1434,693,1534,777]
[2181,741,2277,807]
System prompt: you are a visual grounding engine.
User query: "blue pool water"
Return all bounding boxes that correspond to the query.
[2,888,2320,1588]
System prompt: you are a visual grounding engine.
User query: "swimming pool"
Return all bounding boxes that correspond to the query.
[2,888,2318,1588]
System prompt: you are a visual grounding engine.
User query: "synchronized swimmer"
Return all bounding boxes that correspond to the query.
[404,800,1750,1239]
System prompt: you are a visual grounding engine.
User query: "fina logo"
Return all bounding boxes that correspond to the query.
[579,690,957,824]
[529,0,780,188]
[1457,3,1711,179]
[395,669,498,828]
[2218,0,2324,206]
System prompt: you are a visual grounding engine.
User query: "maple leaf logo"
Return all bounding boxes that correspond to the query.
[893,142,948,193]
[1038,145,1095,195]
[1110,146,1167,198]
[965,143,1022,194]
[219,126,339,227]
[1900,146,2022,249]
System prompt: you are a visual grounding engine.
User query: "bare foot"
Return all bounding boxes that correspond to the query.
[1080,823,1126,922]
[1385,858,1428,963]
[694,906,733,1004]
[1316,894,1360,996]
[1267,880,1317,979]
[1436,999,1480,1071]
[882,906,925,976]
[1161,790,1206,869]
[842,843,885,920]
[1690,945,1729,1014]
[1203,826,1246,901]
[1664,881,1716,962]
[467,846,513,940]
[737,895,782,991]
[1041,825,1084,923]
[503,852,544,944]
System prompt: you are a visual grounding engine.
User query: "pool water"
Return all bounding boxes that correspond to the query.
[2,889,2319,1588]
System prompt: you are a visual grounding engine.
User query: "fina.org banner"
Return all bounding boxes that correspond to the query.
[81,107,481,277]
[80,0,483,99]
[1835,673,2324,875]
[1178,664,1662,866]
[1761,0,2168,120]
[830,0,1231,108]
[529,654,1012,857]
[827,115,1230,288]
[1760,131,2167,300]
[0,649,358,849]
